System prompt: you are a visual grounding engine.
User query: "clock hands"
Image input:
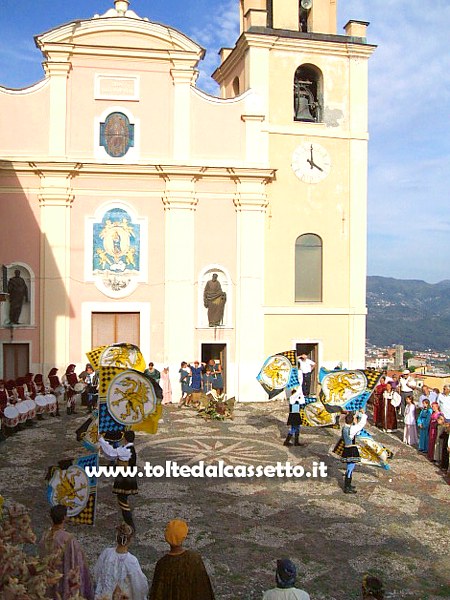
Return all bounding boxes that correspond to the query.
[306,144,323,171]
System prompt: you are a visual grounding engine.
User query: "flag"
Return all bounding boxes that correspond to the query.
[98,343,146,372]
[319,367,382,412]
[257,350,297,399]
[131,403,163,434]
[332,431,392,469]
[47,454,98,525]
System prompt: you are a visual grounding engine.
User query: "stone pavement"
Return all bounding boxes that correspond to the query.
[1,401,449,599]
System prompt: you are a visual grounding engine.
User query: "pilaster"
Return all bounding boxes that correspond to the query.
[233,179,269,401]
[170,66,197,161]
[163,178,198,366]
[43,61,71,157]
[36,166,77,373]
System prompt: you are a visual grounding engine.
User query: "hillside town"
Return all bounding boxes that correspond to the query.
[366,343,450,380]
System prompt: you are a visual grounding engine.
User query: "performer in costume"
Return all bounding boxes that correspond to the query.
[284,388,305,447]
[149,519,215,600]
[99,431,138,530]
[62,364,79,415]
[338,410,368,494]
[39,504,94,600]
[33,373,45,395]
[377,382,400,432]
[48,368,62,416]
[84,364,99,413]
[94,523,149,599]
[427,402,444,461]
[372,376,387,426]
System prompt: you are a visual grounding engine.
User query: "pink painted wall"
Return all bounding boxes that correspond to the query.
[0,178,41,364]
[0,84,50,155]
[67,58,173,159]
[190,91,246,161]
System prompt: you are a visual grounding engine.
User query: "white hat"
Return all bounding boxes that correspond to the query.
[402,369,410,375]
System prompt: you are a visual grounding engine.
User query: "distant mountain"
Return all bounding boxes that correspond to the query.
[366,276,450,352]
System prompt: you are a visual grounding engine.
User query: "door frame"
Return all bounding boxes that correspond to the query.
[82,302,150,361]
[293,340,321,395]
[200,342,227,393]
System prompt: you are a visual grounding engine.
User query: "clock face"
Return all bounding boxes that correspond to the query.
[291,142,331,183]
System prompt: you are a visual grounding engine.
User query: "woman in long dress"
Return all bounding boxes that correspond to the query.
[427,402,444,461]
[94,523,148,600]
[417,399,432,453]
[403,395,418,446]
[39,505,94,600]
[373,376,387,427]
[160,367,172,405]
[378,382,400,432]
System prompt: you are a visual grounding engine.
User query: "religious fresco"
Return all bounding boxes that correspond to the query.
[99,112,134,157]
[92,207,141,295]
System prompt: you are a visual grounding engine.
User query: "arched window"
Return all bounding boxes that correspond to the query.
[293,64,322,123]
[295,234,322,302]
[100,112,134,158]
[232,77,240,97]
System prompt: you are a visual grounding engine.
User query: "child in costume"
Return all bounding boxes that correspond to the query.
[284,388,305,447]
[339,410,368,494]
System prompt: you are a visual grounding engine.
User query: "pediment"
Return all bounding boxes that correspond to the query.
[36,17,204,58]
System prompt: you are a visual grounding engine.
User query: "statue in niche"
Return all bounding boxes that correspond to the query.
[203,273,227,327]
[8,270,28,324]
[294,79,318,122]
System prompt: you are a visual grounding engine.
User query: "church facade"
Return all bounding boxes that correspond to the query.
[0,0,375,401]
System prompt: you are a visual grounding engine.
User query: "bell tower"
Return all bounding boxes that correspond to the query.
[214,1,375,370]
[238,0,337,35]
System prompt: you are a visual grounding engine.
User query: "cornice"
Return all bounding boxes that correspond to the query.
[214,31,375,83]
[0,160,275,184]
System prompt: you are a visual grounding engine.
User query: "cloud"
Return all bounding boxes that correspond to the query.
[187,0,239,94]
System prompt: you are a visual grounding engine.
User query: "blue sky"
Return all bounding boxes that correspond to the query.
[1,0,449,284]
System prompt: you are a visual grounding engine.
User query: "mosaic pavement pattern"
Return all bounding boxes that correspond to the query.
[1,401,449,599]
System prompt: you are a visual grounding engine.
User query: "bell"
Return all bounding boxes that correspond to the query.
[294,94,315,122]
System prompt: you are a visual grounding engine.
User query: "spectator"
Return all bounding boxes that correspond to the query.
[398,370,416,416]
[160,366,173,405]
[417,399,432,453]
[362,573,384,599]
[39,504,94,600]
[262,559,310,599]
[437,385,450,423]
[297,354,316,396]
[442,422,450,473]
[427,402,444,461]
[419,384,437,409]
[179,362,192,406]
[403,395,418,446]
[94,523,148,599]
[433,415,447,464]
[149,519,215,600]
[144,362,161,384]
[189,361,203,392]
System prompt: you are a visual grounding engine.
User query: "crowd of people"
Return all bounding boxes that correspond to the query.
[34,504,386,600]
[371,370,450,478]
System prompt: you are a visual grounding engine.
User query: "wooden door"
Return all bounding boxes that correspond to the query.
[3,343,29,380]
[91,313,140,348]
